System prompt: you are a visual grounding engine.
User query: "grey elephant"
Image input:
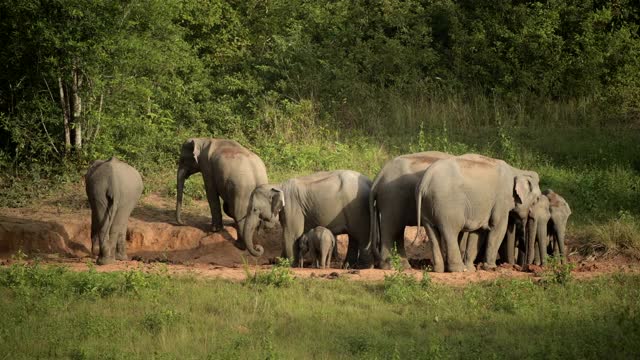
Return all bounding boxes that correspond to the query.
[85,157,143,265]
[298,226,336,268]
[369,151,452,269]
[242,170,373,268]
[175,138,268,244]
[416,154,541,272]
[526,189,572,265]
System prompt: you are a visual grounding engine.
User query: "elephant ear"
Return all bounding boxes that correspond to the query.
[514,176,532,204]
[270,188,285,218]
[182,138,200,164]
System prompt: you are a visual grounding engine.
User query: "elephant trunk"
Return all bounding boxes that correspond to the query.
[369,188,381,264]
[555,222,566,264]
[242,213,265,257]
[536,219,548,265]
[176,167,188,225]
[526,218,537,265]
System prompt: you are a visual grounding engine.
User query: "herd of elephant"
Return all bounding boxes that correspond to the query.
[84,138,571,272]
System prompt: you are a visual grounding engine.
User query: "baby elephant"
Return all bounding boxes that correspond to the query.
[85,157,143,265]
[298,227,336,268]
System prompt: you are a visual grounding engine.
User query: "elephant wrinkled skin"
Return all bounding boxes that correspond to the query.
[85,157,143,265]
[299,226,336,268]
[175,138,268,245]
[416,154,541,272]
[369,151,452,269]
[242,170,373,268]
[526,189,572,265]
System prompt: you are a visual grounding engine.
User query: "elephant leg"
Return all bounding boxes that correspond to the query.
[504,220,517,264]
[378,210,405,270]
[89,201,105,257]
[464,231,482,272]
[96,199,117,265]
[482,218,509,270]
[440,227,465,273]
[283,224,303,265]
[114,203,136,261]
[203,180,223,232]
[326,246,333,269]
[343,235,360,269]
[425,225,444,273]
[459,232,469,261]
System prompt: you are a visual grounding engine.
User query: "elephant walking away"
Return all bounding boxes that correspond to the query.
[526,189,572,265]
[369,151,452,269]
[85,157,143,265]
[242,170,373,269]
[416,154,541,272]
[299,226,336,268]
[175,138,268,245]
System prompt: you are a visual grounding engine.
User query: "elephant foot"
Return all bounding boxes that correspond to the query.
[211,224,224,233]
[465,263,477,272]
[481,263,497,271]
[447,263,467,273]
[116,253,128,261]
[96,256,116,266]
[432,263,445,273]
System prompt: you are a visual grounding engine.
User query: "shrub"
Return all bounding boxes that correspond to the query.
[542,256,575,286]
[245,257,295,288]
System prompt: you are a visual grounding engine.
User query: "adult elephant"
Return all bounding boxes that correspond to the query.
[416,154,541,272]
[242,170,373,269]
[175,138,268,245]
[369,151,452,269]
[85,157,143,265]
[526,189,572,265]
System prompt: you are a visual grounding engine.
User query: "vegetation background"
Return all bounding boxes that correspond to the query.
[1,0,640,254]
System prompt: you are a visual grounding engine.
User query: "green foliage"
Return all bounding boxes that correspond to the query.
[0,260,169,299]
[576,211,640,258]
[383,246,430,304]
[245,257,295,288]
[542,256,575,286]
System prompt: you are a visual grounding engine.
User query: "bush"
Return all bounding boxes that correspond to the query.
[245,257,295,288]
[383,246,430,303]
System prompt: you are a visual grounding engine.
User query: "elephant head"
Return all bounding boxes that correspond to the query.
[512,173,542,220]
[242,185,285,256]
[175,138,203,225]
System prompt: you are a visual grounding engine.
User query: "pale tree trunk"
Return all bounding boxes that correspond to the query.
[58,76,71,153]
[72,63,82,152]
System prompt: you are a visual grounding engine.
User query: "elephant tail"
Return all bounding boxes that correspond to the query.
[369,179,381,263]
[415,186,423,244]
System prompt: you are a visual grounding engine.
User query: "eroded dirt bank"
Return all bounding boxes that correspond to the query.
[0,196,637,284]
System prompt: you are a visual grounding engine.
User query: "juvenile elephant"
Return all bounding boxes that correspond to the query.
[416,154,541,272]
[299,226,336,268]
[85,157,143,265]
[242,170,373,268]
[526,189,572,265]
[369,151,452,269]
[175,138,268,244]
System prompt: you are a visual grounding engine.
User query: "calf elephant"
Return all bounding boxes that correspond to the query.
[369,151,452,269]
[242,170,373,268]
[416,154,541,272]
[526,189,572,265]
[299,226,336,268]
[85,157,143,265]
[175,138,268,245]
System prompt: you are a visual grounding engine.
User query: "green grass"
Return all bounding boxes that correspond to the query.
[1,263,639,359]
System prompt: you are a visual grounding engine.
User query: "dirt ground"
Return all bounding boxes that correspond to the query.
[1,194,638,285]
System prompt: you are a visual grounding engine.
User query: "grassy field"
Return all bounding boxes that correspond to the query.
[1,260,639,359]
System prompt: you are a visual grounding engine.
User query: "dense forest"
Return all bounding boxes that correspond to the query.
[1,0,639,175]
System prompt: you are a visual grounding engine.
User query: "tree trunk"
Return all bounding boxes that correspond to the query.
[58,76,71,153]
[72,64,82,152]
